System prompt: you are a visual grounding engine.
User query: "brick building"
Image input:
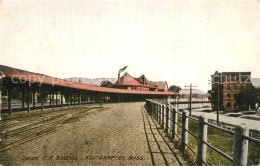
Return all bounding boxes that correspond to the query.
[209,71,251,111]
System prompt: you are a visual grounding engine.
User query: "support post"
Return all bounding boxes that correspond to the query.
[165,105,169,134]
[84,93,86,105]
[68,92,71,107]
[197,116,208,166]
[181,110,189,152]
[162,105,165,129]
[171,108,177,142]
[78,92,81,105]
[233,125,249,166]
[52,92,54,109]
[49,91,52,108]
[56,92,58,106]
[7,87,13,115]
[61,92,63,108]
[73,91,76,107]
[74,91,76,106]
[22,87,25,110]
[117,94,120,102]
[41,87,44,111]
[27,87,31,112]
[32,89,35,109]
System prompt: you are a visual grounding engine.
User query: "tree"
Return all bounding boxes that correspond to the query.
[256,87,260,107]
[100,81,114,88]
[235,85,260,110]
[168,85,182,93]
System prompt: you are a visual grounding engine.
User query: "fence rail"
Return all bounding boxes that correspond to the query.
[145,99,260,166]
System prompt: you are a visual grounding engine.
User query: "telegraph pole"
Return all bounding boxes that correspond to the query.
[184,84,197,115]
[209,75,220,126]
[217,81,220,125]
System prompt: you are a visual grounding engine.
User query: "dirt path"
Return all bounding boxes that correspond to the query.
[0,102,186,166]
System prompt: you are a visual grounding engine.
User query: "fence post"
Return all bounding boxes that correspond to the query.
[154,103,156,118]
[197,116,208,166]
[162,105,165,129]
[233,125,249,166]
[149,101,152,115]
[156,103,159,121]
[171,108,177,142]
[181,110,189,152]
[150,102,153,116]
[165,105,169,134]
[148,100,152,115]
[159,104,162,125]
[146,100,149,112]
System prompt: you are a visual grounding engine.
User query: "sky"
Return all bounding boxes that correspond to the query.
[0,0,260,92]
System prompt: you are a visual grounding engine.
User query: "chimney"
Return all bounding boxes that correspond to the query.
[141,75,145,85]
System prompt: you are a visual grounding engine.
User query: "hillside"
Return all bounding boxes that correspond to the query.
[65,77,117,86]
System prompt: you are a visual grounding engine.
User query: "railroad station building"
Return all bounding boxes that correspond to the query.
[113,73,168,92]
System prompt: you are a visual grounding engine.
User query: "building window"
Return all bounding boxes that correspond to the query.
[234,93,237,99]
[227,84,230,90]
[230,76,234,82]
[234,103,237,108]
[227,93,230,98]
[222,76,226,83]
[226,102,231,108]
[234,85,237,90]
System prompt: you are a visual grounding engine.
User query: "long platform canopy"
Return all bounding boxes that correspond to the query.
[0,65,176,96]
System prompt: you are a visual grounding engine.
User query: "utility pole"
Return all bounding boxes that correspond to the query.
[217,81,220,125]
[184,83,197,115]
[210,75,221,126]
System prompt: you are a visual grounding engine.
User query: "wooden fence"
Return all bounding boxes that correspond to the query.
[145,99,260,166]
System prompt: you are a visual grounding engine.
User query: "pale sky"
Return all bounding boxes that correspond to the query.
[0,0,260,92]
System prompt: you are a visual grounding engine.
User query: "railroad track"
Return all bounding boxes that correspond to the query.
[0,106,91,129]
[0,106,102,152]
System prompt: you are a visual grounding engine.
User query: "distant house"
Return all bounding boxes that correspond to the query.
[250,78,260,88]
[152,81,168,92]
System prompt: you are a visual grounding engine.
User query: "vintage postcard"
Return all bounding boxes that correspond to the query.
[0,0,260,165]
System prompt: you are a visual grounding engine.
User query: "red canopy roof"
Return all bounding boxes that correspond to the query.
[0,65,175,96]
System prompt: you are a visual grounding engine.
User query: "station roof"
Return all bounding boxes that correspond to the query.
[0,65,175,96]
[135,75,150,86]
[114,72,145,87]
